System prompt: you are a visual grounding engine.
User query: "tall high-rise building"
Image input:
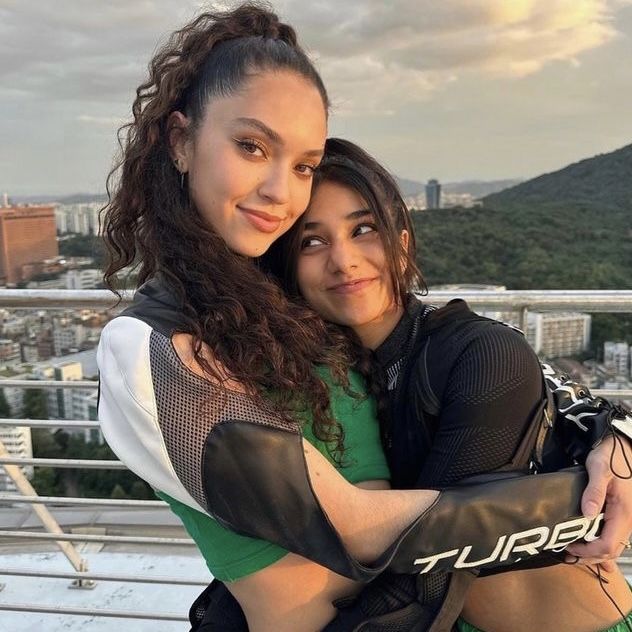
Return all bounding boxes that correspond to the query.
[425,179,441,209]
[0,205,58,284]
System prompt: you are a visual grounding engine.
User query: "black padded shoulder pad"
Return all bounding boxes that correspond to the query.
[384,466,601,574]
[202,420,384,581]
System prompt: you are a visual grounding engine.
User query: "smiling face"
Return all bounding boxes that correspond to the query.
[173,70,327,257]
[296,179,407,349]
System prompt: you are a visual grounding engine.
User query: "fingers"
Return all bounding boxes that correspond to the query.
[582,442,612,518]
[566,537,628,562]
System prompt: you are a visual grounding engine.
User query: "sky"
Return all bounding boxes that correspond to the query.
[1,0,632,196]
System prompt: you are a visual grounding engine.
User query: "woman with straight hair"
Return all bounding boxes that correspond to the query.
[262,137,632,631]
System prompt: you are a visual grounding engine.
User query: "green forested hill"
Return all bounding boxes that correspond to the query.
[410,143,632,350]
[412,143,632,289]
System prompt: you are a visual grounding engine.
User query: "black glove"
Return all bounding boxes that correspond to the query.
[542,363,632,464]
[189,579,248,632]
[322,572,441,632]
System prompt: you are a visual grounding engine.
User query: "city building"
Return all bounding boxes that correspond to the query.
[52,317,87,356]
[526,312,591,358]
[0,369,29,418]
[0,338,21,366]
[425,179,441,209]
[32,358,102,442]
[604,341,630,377]
[0,424,33,492]
[55,203,101,236]
[65,268,103,290]
[34,361,83,421]
[0,205,58,285]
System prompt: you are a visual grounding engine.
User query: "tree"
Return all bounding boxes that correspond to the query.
[22,389,48,420]
[110,484,128,499]
[0,389,11,418]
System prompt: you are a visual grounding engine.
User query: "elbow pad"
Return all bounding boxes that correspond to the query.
[384,466,601,575]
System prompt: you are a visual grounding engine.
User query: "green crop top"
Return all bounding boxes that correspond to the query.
[158,368,390,581]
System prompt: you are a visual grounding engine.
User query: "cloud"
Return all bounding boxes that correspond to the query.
[1,0,630,194]
[1,0,626,112]
[278,0,627,113]
[77,114,126,127]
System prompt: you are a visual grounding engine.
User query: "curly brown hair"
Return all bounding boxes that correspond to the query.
[101,3,356,457]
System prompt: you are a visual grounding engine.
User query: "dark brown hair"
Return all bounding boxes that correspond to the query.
[261,138,427,432]
[102,4,353,455]
[263,137,427,302]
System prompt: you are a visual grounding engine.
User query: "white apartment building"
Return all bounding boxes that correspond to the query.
[604,341,630,377]
[33,360,102,442]
[65,269,102,290]
[0,338,21,366]
[55,203,101,236]
[526,312,591,358]
[0,424,33,492]
[52,320,86,356]
[34,361,83,420]
[0,370,29,417]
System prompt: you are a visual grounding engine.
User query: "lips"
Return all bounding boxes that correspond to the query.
[238,206,284,234]
[328,278,376,294]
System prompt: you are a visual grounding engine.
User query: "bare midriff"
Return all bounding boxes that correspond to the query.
[463,563,632,632]
[228,552,364,632]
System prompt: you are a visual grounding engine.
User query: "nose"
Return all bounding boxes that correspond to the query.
[328,239,359,274]
[258,163,291,205]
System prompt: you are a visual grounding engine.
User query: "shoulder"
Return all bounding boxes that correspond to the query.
[410,303,540,394]
[422,300,530,355]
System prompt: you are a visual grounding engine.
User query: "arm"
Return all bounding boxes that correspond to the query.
[540,363,632,567]
[569,436,632,570]
[97,318,591,582]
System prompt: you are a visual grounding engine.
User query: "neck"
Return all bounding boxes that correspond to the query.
[353,302,405,350]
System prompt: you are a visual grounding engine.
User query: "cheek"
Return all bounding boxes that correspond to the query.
[296,259,319,300]
[290,183,313,218]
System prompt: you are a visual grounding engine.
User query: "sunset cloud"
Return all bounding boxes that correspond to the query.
[278,0,626,112]
[0,0,630,194]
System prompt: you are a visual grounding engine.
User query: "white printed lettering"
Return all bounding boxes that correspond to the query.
[500,527,550,562]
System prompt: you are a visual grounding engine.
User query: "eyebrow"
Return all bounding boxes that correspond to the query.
[303,208,372,231]
[233,117,324,159]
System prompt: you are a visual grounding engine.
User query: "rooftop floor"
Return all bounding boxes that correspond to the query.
[0,548,209,632]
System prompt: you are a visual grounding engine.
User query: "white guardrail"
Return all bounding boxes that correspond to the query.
[0,288,631,622]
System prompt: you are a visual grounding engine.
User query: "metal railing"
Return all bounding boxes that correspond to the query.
[1,288,632,623]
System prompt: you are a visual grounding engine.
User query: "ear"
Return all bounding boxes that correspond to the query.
[167,111,191,173]
[399,229,410,252]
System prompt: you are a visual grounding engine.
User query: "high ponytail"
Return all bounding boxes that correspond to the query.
[101,4,352,460]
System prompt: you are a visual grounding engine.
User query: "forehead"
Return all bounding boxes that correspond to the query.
[201,70,327,149]
[306,179,367,222]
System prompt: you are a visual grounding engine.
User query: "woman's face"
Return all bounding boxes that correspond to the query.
[177,71,327,257]
[296,180,406,349]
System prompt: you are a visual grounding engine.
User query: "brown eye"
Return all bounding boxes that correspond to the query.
[300,236,326,249]
[353,223,377,237]
[235,138,266,158]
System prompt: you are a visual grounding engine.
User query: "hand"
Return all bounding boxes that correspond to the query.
[566,435,632,572]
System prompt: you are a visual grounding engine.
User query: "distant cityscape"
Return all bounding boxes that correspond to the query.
[0,187,630,494]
